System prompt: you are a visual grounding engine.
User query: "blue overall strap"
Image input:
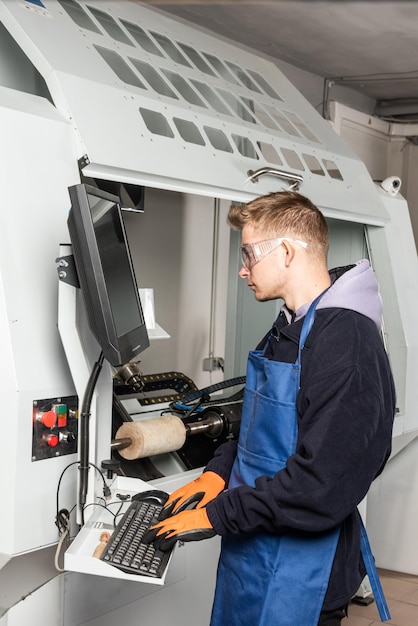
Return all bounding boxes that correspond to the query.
[297,290,328,364]
[359,517,391,621]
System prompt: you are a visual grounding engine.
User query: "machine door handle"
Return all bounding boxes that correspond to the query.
[246,167,303,190]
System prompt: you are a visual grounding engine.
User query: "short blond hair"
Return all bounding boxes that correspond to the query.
[228,191,329,261]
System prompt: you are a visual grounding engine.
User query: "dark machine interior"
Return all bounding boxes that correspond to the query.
[111,371,244,480]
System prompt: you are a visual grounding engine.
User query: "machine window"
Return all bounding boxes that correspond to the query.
[232,134,259,159]
[178,43,216,75]
[263,105,301,137]
[94,46,146,89]
[162,70,207,107]
[191,81,231,115]
[281,148,305,171]
[120,21,164,56]
[258,142,283,165]
[303,154,325,176]
[241,96,268,123]
[323,160,344,180]
[173,118,206,145]
[226,62,262,93]
[202,53,239,84]
[204,127,233,152]
[57,0,101,33]
[252,103,280,131]
[218,89,256,123]
[139,108,174,137]
[286,112,320,143]
[129,59,179,98]
[246,70,284,101]
[149,32,192,67]
[87,6,134,46]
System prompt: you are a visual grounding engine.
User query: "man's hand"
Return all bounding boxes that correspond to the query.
[159,471,225,520]
[143,508,215,552]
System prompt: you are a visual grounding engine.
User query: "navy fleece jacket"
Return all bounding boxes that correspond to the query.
[205,260,395,611]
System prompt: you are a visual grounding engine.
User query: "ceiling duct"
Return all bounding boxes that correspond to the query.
[374,98,418,120]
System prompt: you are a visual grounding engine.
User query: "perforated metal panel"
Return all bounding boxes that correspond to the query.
[0,0,387,223]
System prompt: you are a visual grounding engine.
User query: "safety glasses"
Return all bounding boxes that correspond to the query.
[240,237,308,270]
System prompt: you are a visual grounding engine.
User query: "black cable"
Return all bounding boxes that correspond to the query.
[82,499,125,527]
[79,351,105,526]
[56,461,79,533]
[55,459,113,574]
[90,462,112,499]
[56,459,111,534]
[169,376,246,413]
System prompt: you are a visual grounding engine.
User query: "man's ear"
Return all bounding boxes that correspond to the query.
[282,239,296,267]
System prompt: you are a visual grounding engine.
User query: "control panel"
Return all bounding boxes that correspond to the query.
[32,395,78,461]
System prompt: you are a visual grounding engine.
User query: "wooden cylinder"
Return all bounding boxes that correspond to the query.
[115,415,186,460]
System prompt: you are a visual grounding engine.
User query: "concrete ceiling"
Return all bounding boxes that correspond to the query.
[142,0,418,119]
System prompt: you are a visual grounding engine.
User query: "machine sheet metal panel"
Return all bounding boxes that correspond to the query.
[0,86,81,555]
[0,0,387,223]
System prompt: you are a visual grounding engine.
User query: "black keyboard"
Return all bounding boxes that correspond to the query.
[101,490,172,578]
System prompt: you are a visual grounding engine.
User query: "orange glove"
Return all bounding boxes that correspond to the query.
[143,508,215,552]
[159,471,225,520]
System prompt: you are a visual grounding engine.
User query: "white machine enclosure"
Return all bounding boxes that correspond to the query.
[0,1,418,624]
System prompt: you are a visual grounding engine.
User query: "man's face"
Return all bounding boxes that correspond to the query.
[239,225,285,302]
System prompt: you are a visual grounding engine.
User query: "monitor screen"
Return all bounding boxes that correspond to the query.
[67,183,149,366]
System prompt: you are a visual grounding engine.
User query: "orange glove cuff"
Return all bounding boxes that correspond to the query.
[160,471,225,518]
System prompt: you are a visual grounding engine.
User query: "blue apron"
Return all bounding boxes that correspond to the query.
[210,297,390,625]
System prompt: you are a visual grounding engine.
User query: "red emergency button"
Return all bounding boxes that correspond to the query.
[46,434,59,448]
[37,410,56,428]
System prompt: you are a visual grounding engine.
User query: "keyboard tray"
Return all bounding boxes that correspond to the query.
[100,493,172,578]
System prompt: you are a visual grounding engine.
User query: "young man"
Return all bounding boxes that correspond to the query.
[145,191,395,626]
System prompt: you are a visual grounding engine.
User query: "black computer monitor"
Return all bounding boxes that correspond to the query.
[67,183,149,367]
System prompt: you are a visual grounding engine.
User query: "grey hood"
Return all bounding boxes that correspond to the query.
[284,260,383,330]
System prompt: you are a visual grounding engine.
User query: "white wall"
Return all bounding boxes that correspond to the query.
[400,142,418,242]
[124,189,231,389]
[330,100,418,247]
